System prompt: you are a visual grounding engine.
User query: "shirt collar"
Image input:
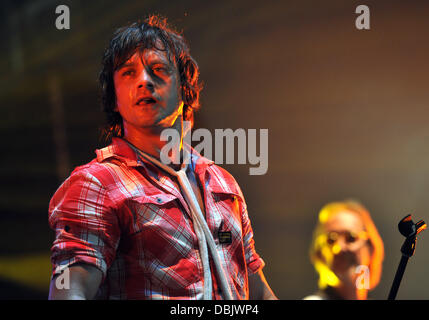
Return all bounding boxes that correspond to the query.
[95,137,238,197]
[96,137,141,167]
[96,137,214,171]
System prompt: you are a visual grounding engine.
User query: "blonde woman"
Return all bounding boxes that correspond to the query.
[304,200,384,300]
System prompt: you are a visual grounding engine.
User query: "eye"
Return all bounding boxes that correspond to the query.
[346,232,358,243]
[152,64,168,74]
[122,69,135,76]
[327,232,338,245]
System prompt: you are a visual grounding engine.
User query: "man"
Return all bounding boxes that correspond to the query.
[48,16,277,300]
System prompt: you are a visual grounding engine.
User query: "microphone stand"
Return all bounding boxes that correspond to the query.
[387,214,426,300]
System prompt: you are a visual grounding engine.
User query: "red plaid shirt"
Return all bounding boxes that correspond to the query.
[49,137,265,299]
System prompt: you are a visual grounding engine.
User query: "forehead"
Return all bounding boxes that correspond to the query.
[324,210,365,232]
[117,46,174,69]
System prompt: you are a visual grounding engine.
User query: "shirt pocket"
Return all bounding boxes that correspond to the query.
[129,193,200,289]
[130,193,183,235]
[129,193,196,257]
[211,192,243,239]
[211,192,247,296]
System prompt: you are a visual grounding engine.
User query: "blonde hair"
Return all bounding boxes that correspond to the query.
[309,200,384,290]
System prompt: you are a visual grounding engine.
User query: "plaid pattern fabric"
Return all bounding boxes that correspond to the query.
[49,137,265,300]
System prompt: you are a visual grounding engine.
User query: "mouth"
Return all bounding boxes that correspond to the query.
[333,252,359,270]
[136,97,157,106]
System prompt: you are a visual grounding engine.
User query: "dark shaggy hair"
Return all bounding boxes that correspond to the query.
[99,15,202,142]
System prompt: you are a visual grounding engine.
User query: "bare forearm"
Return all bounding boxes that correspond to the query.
[248,270,278,300]
[48,263,102,300]
[48,282,87,300]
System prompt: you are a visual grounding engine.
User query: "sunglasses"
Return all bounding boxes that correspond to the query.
[326,230,368,245]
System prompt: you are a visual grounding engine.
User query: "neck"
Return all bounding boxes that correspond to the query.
[123,117,184,163]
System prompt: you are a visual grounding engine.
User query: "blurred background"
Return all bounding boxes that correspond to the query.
[1,0,429,299]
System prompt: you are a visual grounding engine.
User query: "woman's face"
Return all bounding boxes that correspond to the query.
[322,210,372,285]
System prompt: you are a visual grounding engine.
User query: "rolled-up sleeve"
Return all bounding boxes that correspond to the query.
[48,168,120,281]
[240,203,265,275]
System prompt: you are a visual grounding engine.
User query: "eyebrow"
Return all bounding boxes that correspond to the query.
[117,58,170,71]
[150,59,169,65]
[117,61,137,70]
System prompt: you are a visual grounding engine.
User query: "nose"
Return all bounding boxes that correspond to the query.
[137,68,155,92]
[332,237,349,255]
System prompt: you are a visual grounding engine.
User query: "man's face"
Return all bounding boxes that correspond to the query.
[322,211,371,285]
[113,47,182,132]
